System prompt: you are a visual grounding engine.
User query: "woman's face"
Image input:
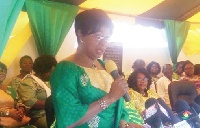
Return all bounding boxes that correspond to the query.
[136,73,148,92]
[150,64,159,75]
[79,26,112,60]
[184,63,194,76]
[176,63,184,75]
[0,67,6,83]
[20,58,33,73]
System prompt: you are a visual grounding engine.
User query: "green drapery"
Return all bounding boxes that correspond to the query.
[164,20,190,65]
[25,0,79,55]
[0,0,25,58]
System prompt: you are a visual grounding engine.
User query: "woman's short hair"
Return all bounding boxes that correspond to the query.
[33,55,57,75]
[127,68,152,93]
[146,61,161,75]
[75,9,114,41]
[0,61,7,71]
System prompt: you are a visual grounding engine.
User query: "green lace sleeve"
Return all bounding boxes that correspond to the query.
[50,61,89,128]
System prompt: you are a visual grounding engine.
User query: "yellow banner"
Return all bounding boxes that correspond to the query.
[0,12,32,67]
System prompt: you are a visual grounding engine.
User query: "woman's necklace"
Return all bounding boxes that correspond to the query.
[74,52,97,69]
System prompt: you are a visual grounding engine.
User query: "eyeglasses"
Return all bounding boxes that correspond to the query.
[92,34,111,44]
[137,77,148,82]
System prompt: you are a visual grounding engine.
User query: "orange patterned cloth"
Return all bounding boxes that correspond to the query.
[0,90,30,127]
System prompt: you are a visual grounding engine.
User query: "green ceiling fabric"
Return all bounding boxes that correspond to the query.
[0,0,25,58]
[164,20,190,65]
[25,0,79,56]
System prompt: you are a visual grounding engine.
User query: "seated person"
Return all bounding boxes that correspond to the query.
[125,59,146,80]
[10,55,33,90]
[126,68,180,127]
[0,61,34,127]
[146,61,161,90]
[132,59,145,71]
[172,61,185,80]
[156,64,175,107]
[180,61,200,92]
[146,61,161,82]
[17,55,57,128]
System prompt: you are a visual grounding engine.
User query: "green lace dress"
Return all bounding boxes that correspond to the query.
[50,60,129,128]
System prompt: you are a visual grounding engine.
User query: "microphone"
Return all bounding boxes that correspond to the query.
[105,60,131,102]
[175,99,200,115]
[175,99,190,113]
[143,98,178,127]
[175,99,200,128]
[189,102,200,114]
[145,98,158,108]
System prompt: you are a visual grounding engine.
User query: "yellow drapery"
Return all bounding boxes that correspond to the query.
[0,12,32,67]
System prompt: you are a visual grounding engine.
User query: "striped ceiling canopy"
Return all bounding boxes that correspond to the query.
[3,0,200,67]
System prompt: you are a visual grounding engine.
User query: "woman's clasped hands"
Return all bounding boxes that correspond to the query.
[8,108,24,122]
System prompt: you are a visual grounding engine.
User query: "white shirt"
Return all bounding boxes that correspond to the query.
[156,76,172,107]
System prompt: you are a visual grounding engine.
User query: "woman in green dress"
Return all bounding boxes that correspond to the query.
[50,9,144,128]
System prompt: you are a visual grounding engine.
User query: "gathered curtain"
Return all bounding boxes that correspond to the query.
[0,0,25,58]
[164,20,190,65]
[25,0,79,56]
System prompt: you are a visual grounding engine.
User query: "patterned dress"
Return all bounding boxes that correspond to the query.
[17,75,50,128]
[10,77,22,92]
[127,89,158,114]
[50,60,129,128]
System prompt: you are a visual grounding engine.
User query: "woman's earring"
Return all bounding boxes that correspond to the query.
[80,40,83,43]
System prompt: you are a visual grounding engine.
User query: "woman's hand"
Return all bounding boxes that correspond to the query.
[17,107,25,118]
[108,75,129,102]
[9,108,24,122]
[17,106,25,114]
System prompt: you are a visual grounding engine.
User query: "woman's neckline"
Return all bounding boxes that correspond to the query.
[64,54,105,70]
